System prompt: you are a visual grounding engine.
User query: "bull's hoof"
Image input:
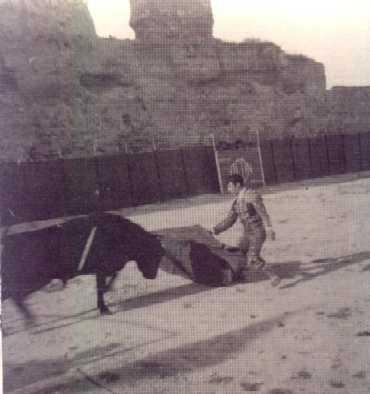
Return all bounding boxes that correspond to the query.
[25,318,36,329]
[45,279,65,292]
[100,308,113,316]
[238,268,250,283]
[270,275,281,287]
[220,269,233,286]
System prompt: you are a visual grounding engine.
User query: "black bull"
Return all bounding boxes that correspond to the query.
[1,214,165,321]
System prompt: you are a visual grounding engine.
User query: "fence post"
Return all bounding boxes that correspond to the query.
[154,150,164,202]
[341,134,346,174]
[126,153,136,206]
[270,140,278,184]
[358,133,363,171]
[211,134,224,194]
[256,128,266,186]
[288,137,297,181]
[324,134,330,175]
[180,148,191,196]
[307,137,313,178]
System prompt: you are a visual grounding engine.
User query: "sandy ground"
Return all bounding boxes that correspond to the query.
[2,173,370,394]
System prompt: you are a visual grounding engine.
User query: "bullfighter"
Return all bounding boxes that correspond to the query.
[212,174,281,286]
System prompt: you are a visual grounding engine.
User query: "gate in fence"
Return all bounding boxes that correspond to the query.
[215,131,370,190]
[2,131,370,226]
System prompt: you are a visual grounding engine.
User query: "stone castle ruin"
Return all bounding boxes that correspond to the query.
[0,0,369,162]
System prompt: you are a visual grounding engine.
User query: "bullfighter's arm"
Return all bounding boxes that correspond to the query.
[213,202,238,235]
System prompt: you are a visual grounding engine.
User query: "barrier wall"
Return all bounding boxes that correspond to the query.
[272,139,295,183]
[309,136,330,178]
[182,146,219,195]
[291,138,311,180]
[326,134,346,175]
[155,150,188,200]
[0,146,220,225]
[1,132,370,226]
[343,134,362,173]
[262,132,370,185]
[360,133,370,171]
[96,154,132,211]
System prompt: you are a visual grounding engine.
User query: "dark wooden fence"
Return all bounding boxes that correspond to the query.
[261,132,370,185]
[0,146,219,226]
[2,132,370,226]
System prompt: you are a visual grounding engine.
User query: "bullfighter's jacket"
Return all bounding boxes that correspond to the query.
[213,188,272,235]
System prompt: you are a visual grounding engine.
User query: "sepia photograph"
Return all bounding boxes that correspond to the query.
[1,0,370,393]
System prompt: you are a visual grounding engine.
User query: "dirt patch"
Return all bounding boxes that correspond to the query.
[136,361,178,379]
[356,330,370,337]
[293,370,312,379]
[316,311,325,316]
[353,371,366,379]
[240,381,263,391]
[208,374,234,385]
[331,358,342,370]
[327,307,352,319]
[98,371,120,384]
[329,379,346,388]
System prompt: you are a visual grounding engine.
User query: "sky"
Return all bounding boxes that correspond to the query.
[87,0,370,88]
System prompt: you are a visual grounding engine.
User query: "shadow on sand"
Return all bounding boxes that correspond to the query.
[4,251,369,337]
[280,251,370,289]
[3,333,178,393]
[5,307,308,393]
[3,282,214,337]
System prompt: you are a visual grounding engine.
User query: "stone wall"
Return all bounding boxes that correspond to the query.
[129,0,213,42]
[325,86,370,134]
[0,0,154,161]
[0,0,369,162]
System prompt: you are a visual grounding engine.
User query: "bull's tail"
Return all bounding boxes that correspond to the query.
[1,225,11,243]
[1,226,11,300]
[1,286,11,301]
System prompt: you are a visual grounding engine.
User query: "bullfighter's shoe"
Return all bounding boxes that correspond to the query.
[270,274,281,287]
[238,267,250,283]
[249,257,266,272]
[45,278,65,292]
[220,268,233,286]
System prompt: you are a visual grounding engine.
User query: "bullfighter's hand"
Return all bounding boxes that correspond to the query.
[267,228,276,241]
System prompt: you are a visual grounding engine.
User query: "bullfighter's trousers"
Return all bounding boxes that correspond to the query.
[237,223,266,270]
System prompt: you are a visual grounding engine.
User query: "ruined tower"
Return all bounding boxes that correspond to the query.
[129,0,214,42]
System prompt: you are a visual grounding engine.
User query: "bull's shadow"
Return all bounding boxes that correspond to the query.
[3,282,214,336]
[6,308,307,393]
[5,251,368,336]
[2,260,298,337]
[280,251,370,289]
[111,282,212,313]
[35,282,214,335]
[3,334,177,393]
[10,259,301,337]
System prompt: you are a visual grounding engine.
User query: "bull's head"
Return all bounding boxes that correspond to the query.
[136,234,165,279]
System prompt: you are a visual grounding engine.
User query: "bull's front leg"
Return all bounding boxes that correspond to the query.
[13,296,36,327]
[96,273,113,315]
[104,272,118,292]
